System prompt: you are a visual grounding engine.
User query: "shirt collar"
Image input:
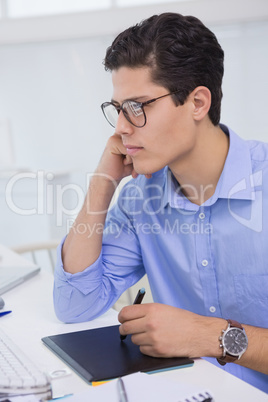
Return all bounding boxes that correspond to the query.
[162,124,255,210]
[211,124,254,202]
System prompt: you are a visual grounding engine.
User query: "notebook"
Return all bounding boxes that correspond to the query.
[66,372,214,402]
[0,265,40,295]
[42,324,194,383]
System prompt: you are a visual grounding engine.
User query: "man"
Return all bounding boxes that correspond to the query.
[54,13,268,392]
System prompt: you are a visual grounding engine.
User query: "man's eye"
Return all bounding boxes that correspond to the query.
[128,102,143,117]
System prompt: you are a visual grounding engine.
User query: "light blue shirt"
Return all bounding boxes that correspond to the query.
[54,125,268,393]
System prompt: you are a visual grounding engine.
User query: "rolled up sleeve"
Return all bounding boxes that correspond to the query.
[53,205,145,323]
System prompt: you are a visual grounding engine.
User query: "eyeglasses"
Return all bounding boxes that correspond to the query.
[101,90,180,128]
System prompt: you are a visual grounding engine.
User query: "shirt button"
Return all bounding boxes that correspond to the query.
[201,259,208,267]
[199,212,205,219]
[209,306,216,313]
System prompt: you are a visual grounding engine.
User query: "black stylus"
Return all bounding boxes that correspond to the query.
[120,288,146,341]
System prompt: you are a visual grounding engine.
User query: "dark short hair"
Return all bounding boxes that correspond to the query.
[104,12,224,126]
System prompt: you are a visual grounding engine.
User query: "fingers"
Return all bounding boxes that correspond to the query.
[118,304,147,323]
[109,134,152,180]
[123,154,133,166]
[132,170,139,179]
[118,304,181,358]
[132,171,152,179]
[118,304,148,338]
[109,134,127,156]
[139,345,165,358]
[122,155,139,179]
[119,318,147,338]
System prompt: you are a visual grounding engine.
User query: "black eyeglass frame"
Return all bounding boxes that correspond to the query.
[101,90,180,128]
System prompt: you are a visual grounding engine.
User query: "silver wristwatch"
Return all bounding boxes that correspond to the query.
[217,319,248,366]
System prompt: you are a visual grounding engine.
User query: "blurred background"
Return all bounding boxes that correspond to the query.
[0,0,268,251]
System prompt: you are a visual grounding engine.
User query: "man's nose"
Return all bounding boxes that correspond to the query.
[115,111,134,136]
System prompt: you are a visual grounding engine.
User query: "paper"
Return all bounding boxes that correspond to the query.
[67,372,213,402]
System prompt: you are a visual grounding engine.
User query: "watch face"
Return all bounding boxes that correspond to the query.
[223,327,248,356]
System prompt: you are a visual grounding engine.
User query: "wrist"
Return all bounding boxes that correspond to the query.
[90,170,118,192]
[202,317,227,358]
[85,172,118,214]
[187,315,225,358]
[217,319,248,366]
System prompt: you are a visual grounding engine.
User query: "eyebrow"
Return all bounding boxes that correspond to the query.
[111,95,149,104]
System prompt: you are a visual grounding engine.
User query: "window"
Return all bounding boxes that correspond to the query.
[7,0,111,18]
[117,0,191,6]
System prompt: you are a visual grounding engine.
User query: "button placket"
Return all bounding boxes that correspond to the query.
[199,212,205,220]
[195,207,220,315]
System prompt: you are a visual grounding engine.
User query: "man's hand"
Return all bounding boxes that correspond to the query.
[96,134,134,183]
[118,303,224,358]
[96,133,152,183]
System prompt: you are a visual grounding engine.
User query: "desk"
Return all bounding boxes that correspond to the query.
[0,244,267,401]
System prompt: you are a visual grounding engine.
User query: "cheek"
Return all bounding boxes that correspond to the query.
[143,102,195,155]
[168,110,196,147]
[151,119,194,153]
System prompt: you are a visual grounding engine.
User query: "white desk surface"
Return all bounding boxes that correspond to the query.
[0,244,267,401]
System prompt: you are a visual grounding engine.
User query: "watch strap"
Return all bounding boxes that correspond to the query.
[227,319,243,330]
[217,353,237,366]
[217,319,244,366]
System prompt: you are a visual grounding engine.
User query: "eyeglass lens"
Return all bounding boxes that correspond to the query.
[103,101,145,128]
[123,101,145,127]
[102,103,119,128]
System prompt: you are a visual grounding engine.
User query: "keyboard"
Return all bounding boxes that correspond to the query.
[0,328,52,400]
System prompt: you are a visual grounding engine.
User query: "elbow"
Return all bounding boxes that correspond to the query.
[53,289,89,323]
[53,285,110,323]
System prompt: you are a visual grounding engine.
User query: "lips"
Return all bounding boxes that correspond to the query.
[124,145,143,156]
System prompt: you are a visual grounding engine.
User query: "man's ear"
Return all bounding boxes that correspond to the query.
[191,86,211,121]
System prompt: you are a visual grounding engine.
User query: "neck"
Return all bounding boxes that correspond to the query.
[170,122,229,206]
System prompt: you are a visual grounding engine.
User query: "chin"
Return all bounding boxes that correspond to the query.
[134,163,164,176]
[135,168,153,176]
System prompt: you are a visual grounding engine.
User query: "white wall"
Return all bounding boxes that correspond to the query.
[0,13,267,247]
[0,21,267,173]
[218,21,268,141]
[0,35,113,172]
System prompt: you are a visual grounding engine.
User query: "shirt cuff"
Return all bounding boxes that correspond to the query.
[54,236,103,295]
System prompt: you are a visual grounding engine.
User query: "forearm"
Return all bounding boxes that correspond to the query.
[197,317,268,375]
[62,134,136,274]
[236,324,268,374]
[188,316,268,375]
[62,173,117,273]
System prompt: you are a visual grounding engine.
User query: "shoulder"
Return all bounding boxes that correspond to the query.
[245,139,268,183]
[247,139,268,163]
[244,139,268,191]
[227,124,268,168]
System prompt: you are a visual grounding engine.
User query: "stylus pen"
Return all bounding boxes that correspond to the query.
[120,288,146,341]
[117,377,129,402]
[0,310,12,317]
